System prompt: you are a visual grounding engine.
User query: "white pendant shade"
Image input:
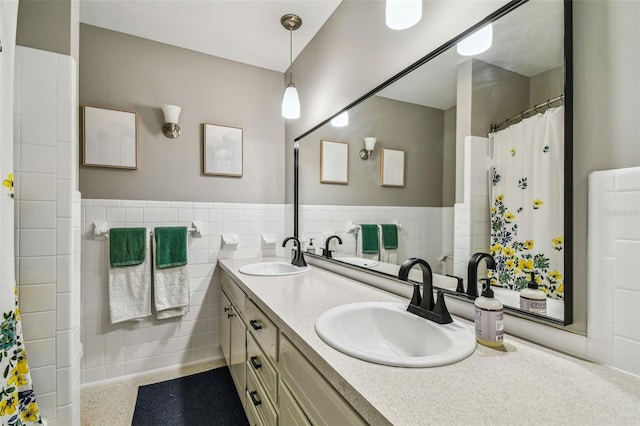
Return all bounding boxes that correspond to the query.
[331,111,349,127]
[386,0,422,30]
[457,23,493,56]
[161,104,181,123]
[282,84,300,119]
[364,137,377,151]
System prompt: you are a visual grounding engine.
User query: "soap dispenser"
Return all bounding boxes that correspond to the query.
[307,238,316,254]
[519,271,547,315]
[474,278,504,348]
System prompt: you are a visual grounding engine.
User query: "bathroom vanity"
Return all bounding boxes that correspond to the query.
[218,258,639,425]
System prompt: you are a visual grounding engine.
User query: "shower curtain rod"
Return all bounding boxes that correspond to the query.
[490,94,564,133]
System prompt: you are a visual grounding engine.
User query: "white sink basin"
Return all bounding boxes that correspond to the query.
[334,257,379,267]
[315,301,476,367]
[239,261,310,276]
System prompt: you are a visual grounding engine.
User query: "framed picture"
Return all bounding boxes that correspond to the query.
[380,148,405,187]
[82,105,138,169]
[320,140,348,184]
[203,123,243,177]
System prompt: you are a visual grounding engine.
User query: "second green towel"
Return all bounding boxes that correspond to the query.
[360,224,379,254]
[154,227,188,269]
[380,224,398,249]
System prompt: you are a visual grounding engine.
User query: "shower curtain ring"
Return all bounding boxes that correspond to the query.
[546,99,552,108]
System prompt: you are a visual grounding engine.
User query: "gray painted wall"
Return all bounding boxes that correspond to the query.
[16,0,79,63]
[286,0,640,333]
[530,66,564,106]
[299,96,444,206]
[443,107,456,207]
[79,24,285,203]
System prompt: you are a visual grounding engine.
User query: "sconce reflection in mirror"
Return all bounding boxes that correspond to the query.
[162,104,181,138]
[456,23,493,56]
[331,111,349,127]
[359,137,377,160]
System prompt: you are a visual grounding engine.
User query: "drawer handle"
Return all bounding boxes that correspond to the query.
[224,306,230,312]
[250,320,263,331]
[249,390,262,406]
[250,356,262,369]
[227,312,235,318]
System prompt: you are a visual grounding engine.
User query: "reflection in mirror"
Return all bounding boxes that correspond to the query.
[296,0,571,324]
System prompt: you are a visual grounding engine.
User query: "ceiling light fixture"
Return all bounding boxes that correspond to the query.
[456,23,493,56]
[331,111,349,127]
[385,0,422,30]
[281,14,302,119]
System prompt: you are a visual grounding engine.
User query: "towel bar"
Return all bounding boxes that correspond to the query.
[93,221,203,239]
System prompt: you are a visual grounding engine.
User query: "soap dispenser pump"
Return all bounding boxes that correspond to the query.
[307,238,316,254]
[519,271,547,315]
[474,278,504,347]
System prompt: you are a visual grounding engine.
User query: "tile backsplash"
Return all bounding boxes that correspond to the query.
[81,199,286,384]
[587,166,640,376]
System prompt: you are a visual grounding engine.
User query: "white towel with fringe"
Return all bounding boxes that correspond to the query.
[152,236,190,319]
[108,228,152,324]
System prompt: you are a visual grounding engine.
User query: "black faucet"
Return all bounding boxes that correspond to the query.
[398,258,452,324]
[467,252,497,298]
[322,235,342,259]
[282,237,307,268]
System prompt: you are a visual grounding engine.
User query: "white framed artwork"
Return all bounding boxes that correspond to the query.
[82,105,138,169]
[320,140,348,184]
[380,148,405,187]
[203,123,243,177]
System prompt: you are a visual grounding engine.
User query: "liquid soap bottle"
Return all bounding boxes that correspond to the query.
[474,278,504,347]
[519,271,547,315]
[307,238,316,254]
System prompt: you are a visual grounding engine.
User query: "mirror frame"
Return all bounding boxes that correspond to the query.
[294,0,573,326]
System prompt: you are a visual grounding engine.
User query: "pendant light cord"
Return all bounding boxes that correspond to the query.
[288,28,293,85]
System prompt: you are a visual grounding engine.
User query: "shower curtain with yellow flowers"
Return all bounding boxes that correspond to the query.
[0,0,42,424]
[489,106,564,300]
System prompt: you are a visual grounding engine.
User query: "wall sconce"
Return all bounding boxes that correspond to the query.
[359,137,377,160]
[162,104,181,138]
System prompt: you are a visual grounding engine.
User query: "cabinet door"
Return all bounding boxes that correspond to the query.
[229,307,247,400]
[220,291,232,365]
[279,381,311,426]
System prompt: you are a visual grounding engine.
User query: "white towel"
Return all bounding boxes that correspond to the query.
[108,228,152,324]
[152,236,190,319]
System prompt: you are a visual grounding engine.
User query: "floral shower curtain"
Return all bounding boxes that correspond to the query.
[489,106,564,299]
[0,1,42,424]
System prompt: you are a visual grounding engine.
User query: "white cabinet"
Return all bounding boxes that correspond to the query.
[221,270,364,426]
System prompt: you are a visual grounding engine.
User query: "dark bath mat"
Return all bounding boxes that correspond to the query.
[131,366,248,426]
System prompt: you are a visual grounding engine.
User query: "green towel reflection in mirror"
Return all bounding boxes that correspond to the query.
[360,224,379,254]
[154,226,188,269]
[380,224,398,249]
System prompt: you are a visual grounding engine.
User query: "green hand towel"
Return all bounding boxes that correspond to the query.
[380,224,398,249]
[360,224,379,254]
[109,227,147,267]
[154,227,188,269]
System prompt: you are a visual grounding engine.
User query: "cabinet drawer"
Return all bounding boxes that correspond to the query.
[246,299,278,363]
[245,392,261,426]
[222,272,246,318]
[279,334,366,426]
[246,365,277,426]
[247,332,278,405]
[279,381,311,426]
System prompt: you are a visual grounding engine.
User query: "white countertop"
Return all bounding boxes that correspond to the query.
[219,257,640,425]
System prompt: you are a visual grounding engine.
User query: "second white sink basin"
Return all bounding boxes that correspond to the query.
[239,261,310,276]
[315,301,476,367]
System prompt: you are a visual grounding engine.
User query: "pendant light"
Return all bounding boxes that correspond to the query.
[457,23,493,56]
[281,14,302,119]
[386,0,422,30]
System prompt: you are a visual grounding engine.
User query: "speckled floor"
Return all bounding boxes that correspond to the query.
[80,359,227,426]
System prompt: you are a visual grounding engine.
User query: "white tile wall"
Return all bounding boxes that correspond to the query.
[453,136,491,285]
[299,205,453,271]
[587,166,640,376]
[14,46,80,425]
[81,199,286,384]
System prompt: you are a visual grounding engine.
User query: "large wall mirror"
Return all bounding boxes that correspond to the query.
[294,0,573,325]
